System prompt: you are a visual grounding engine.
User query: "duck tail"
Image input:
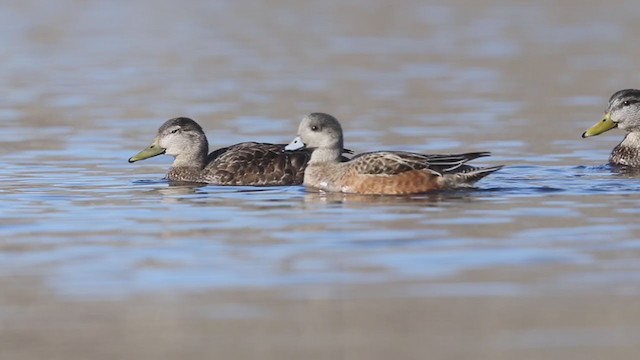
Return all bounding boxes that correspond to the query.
[437,165,503,188]
[425,152,491,172]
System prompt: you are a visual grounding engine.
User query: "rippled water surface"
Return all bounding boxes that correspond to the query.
[2,1,640,359]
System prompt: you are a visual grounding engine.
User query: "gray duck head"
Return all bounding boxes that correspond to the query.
[583,89,640,138]
[129,117,209,167]
[285,113,344,152]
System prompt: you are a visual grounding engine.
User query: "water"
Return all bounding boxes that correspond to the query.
[2,1,640,359]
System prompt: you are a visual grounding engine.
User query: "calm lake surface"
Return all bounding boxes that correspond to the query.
[2,1,640,359]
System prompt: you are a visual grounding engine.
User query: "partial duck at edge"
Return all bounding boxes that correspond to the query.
[583,89,640,167]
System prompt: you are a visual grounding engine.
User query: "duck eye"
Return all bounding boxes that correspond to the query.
[311,125,319,131]
[170,128,180,134]
[623,100,631,106]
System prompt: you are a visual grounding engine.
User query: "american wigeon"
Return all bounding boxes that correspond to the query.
[582,89,640,167]
[129,117,349,185]
[285,113,503,195]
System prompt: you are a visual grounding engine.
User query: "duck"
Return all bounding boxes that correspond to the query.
[582,89,640,167]
[284,113,503,195]
[128,117,349,185]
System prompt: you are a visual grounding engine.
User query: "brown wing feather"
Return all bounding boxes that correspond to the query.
[203,142,310,185]
[349,151,435,175]
[349,151,491,176]
[419,152,491,173]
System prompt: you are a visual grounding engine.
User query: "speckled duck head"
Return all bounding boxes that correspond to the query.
[285,113,344,163]
[128,117,209,168]
[583,89,640,138]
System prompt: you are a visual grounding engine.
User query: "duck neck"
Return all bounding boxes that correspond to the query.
[309,147,342,164]
[611,132,640,167]
[171,137,209,170]
[620,132,640,148]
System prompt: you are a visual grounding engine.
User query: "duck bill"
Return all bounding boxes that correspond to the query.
[582,113,617,138]
[128,140,166,163]
[284,136,305,151]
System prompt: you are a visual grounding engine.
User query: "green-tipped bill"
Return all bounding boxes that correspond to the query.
[128,140,165,163]
[582,113,617,138]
